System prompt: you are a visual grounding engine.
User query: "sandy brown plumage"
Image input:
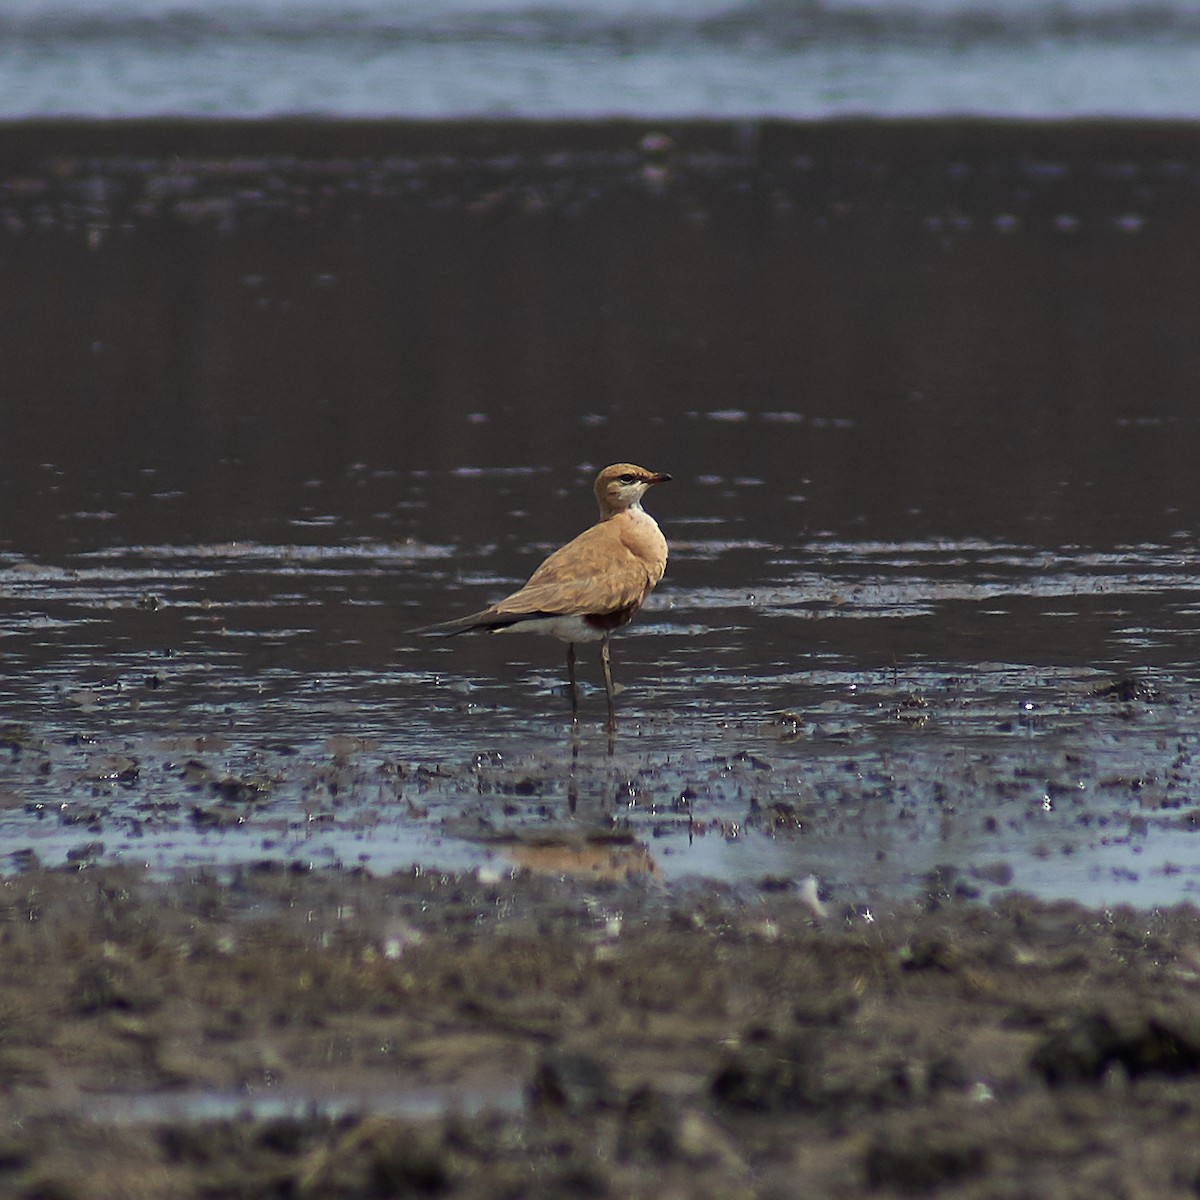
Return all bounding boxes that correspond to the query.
[415,463,671,723]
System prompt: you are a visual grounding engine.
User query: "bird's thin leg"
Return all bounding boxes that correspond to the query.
[567,643,579,724]
[601,637,617,731]
[567,722,580,814]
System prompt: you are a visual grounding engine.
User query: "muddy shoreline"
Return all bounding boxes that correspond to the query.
[4,863,1200,1198]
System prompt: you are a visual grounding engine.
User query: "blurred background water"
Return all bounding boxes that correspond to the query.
[1,0,1199,119]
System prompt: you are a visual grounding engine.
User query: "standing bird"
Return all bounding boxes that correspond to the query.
[416,463,670,725]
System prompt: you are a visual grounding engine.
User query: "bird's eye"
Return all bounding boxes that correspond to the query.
[618,474,637,484]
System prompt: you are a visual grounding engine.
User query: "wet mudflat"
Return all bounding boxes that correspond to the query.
[6,864,1200,1199]
[4,118,1200,1195]
[2,119,1200,904]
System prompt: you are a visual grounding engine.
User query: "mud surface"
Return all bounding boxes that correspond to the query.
[5,864,1200,1199]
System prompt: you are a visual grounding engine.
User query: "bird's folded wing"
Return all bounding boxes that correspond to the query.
[493,534,656,618]
[491,574,649,619]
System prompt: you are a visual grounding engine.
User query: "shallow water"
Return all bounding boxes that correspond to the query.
[3,119,1200,907]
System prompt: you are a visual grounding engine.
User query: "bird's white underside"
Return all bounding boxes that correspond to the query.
[492,615,608,643]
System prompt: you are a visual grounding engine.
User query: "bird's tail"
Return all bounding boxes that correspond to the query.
[409,612,489,637]
[410,609,531,637]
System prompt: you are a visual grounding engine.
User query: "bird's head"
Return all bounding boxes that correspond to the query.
[594,463,671,517]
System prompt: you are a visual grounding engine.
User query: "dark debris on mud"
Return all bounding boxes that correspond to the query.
[4,865,1200,1198]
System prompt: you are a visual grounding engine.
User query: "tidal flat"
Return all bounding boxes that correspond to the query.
[3,117,1200,1195]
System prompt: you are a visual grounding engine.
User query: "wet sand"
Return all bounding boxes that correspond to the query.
[5,117,1200,1195]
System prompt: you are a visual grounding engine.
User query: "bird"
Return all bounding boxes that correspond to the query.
[415,463,671,725]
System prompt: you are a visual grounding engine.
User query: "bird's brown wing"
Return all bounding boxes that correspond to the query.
[490,524,656,618]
